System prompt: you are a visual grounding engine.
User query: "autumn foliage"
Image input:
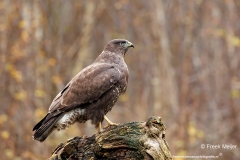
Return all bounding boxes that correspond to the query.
[1,0,240,159]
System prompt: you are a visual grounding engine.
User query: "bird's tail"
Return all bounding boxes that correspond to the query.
[32,113,63,142]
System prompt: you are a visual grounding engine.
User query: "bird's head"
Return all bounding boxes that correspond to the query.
[104,39,134,56]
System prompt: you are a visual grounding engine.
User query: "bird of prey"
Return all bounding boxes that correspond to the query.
[32,39,134,142]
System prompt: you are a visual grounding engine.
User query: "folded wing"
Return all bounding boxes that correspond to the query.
[48,63,121,113]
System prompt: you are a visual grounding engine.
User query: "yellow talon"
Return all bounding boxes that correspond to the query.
[104,116,118,128]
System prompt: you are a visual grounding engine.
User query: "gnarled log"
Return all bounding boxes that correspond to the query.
[48,116,172,160]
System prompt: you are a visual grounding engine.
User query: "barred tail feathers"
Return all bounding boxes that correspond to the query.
[32,113,63,142]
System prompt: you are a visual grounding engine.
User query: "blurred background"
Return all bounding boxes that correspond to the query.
[0,0,240,159]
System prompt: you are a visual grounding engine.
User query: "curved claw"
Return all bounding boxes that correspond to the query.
[104,122,119,129]
[104,115,119,128]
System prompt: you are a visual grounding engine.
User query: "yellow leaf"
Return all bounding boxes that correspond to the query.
[10,44,26,59]
[6,63,22,82]
[1,130,9,139]
[48,58,56,66]
[214,28,225,37]
[19,20,26,28]
[11,69,22,83]
[188,122,197,137]
[22,151,35,159]
[39,50,46,57]
[177,149,187,156]
[35,89,46,98]
[119,94,128,102]
[197,130,205,139]
[176,140,184,148]
[21,31,29,42]
[52,75,62,85]
[35,108,46,119]
[6,63,13,71]
[231,36,240,46]
[14,90,27,101]
[0,114,8,125]
[4,149,13,159]
[188,121,205,142]
[231,89,240,98]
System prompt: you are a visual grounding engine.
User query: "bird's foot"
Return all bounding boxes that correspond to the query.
[103,115,119,128]
[96,122,102,133]
[103,123,119,129]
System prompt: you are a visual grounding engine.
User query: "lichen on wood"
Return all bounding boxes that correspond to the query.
[48,116,172,160]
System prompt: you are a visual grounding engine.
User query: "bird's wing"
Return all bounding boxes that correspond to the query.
[48,63,120,113]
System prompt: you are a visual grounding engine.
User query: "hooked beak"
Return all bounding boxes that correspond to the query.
[127,41,134,48]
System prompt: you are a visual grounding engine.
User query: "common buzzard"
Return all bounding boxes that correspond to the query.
[32,39,134,142]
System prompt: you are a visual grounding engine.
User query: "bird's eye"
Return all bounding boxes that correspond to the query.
[119,42,125,46]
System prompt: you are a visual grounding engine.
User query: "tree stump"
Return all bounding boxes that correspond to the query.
[48,116,172,160]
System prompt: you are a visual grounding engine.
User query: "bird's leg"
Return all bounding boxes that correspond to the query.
[97,122,102,133]
[104,115,118,128]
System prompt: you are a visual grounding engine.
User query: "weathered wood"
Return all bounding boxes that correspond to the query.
[48,116,172,160]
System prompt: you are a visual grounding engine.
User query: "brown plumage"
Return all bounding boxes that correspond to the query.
[32,39,134,142]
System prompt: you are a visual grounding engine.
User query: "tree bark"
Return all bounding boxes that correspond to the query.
[48,116,172,160]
